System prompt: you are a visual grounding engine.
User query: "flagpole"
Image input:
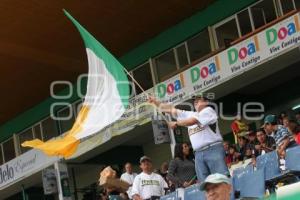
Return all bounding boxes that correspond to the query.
[122,67,170,123]
[123,67,146,94]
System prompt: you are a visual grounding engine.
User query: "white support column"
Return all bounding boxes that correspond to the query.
[166,114,176,157]
[54,162,64,200]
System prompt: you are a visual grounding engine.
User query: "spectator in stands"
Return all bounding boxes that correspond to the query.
[131,156,168,200]
[225,145,241,167]
[295,111,300,125]
[264,125,275,138]
[148,95,229,181]
[236,136,249,160]
[246,131,259,156]
[288,119,300,145]
[282,116,290,128]
[244,146,253,160]
[255,128,276,155]
[120,162,137,199]
[167,143,196,189]
[278,111,288,125]
[156,161,170,190]
[223,141,230,156]
[263,115,297,157]
[200,173,232,200]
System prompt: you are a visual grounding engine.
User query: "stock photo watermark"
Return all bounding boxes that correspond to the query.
[49,75,265,122]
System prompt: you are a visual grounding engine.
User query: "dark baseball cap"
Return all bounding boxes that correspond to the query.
[191,94,209,101]
[263,115,277,125]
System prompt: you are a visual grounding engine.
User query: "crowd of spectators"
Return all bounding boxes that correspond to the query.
[225,111,300,168]
[97,111,300,200]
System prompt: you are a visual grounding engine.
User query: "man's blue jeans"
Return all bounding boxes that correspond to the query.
[194,143,229,181]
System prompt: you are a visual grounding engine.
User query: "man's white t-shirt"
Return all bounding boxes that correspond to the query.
[120,172,137,198]
[177,106,223,150]
[131,172,168,199]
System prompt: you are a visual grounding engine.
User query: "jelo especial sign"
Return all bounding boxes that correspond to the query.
[0,149,60,189]
[155,13,300,103]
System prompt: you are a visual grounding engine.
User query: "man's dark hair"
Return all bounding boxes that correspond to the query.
[192,95,209,102]
[257,128,266,134]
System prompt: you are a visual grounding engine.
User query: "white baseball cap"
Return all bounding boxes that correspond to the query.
[200,173,231,191]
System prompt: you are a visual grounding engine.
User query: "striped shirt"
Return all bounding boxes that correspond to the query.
[273,125,293,147]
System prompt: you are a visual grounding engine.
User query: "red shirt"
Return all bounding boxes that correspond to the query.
[295,133,300,145]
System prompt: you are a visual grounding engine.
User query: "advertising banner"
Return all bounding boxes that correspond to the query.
[0,149,60,189]
[151,114,171,144]
[155,13,300,104]
[71,13,300,159]
[42,168,57,195]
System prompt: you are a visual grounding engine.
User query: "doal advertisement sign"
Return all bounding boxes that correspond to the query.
[155,13,300,103]
[223,35,261,74]
[187,55,223,94]
[0,149,60,189]
[260,14,300,57]
[155,73,187,103]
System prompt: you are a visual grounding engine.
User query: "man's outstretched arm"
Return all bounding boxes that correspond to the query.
[148,96,198,129]
[148,96,179,117]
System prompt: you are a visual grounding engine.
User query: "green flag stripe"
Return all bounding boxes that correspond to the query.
[64,9,129,108]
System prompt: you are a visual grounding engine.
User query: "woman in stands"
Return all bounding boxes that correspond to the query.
[288,119,300,145]
[167,143,196,189]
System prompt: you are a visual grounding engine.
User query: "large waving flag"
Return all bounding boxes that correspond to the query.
[22,10,130,158]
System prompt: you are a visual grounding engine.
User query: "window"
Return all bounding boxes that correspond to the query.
[0,144,3,165]
[18,128,34,153]
[33,123,43,140]
[296,0,300,9]
[132,62,153,94]
[175,44,189,68]
[57,106,75,134]
[42,117,59,141]
[187,29,211,62]
[155,49,177,81]
[127,74,135,97]
[237,9,253,36]
[3,138,15,162]
[251,0,277,29]
[280,0,296,14]
[214,17,240,48]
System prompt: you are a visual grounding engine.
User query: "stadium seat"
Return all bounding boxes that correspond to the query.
[108,195,123,200]
[160,191,177,200]
[286,146,300,172]
[256,151,281,181]
[232,164,254,192]
[229,178,235,200]
[184,183,205,200]
[239,169,265,199]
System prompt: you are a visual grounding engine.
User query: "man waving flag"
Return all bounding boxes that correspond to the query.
[22,10,130,158]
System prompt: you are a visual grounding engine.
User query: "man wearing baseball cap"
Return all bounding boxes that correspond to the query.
[148,94,229,181]
[200,173,232,200]
[263,115,296,155]
[131,156,168,200]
